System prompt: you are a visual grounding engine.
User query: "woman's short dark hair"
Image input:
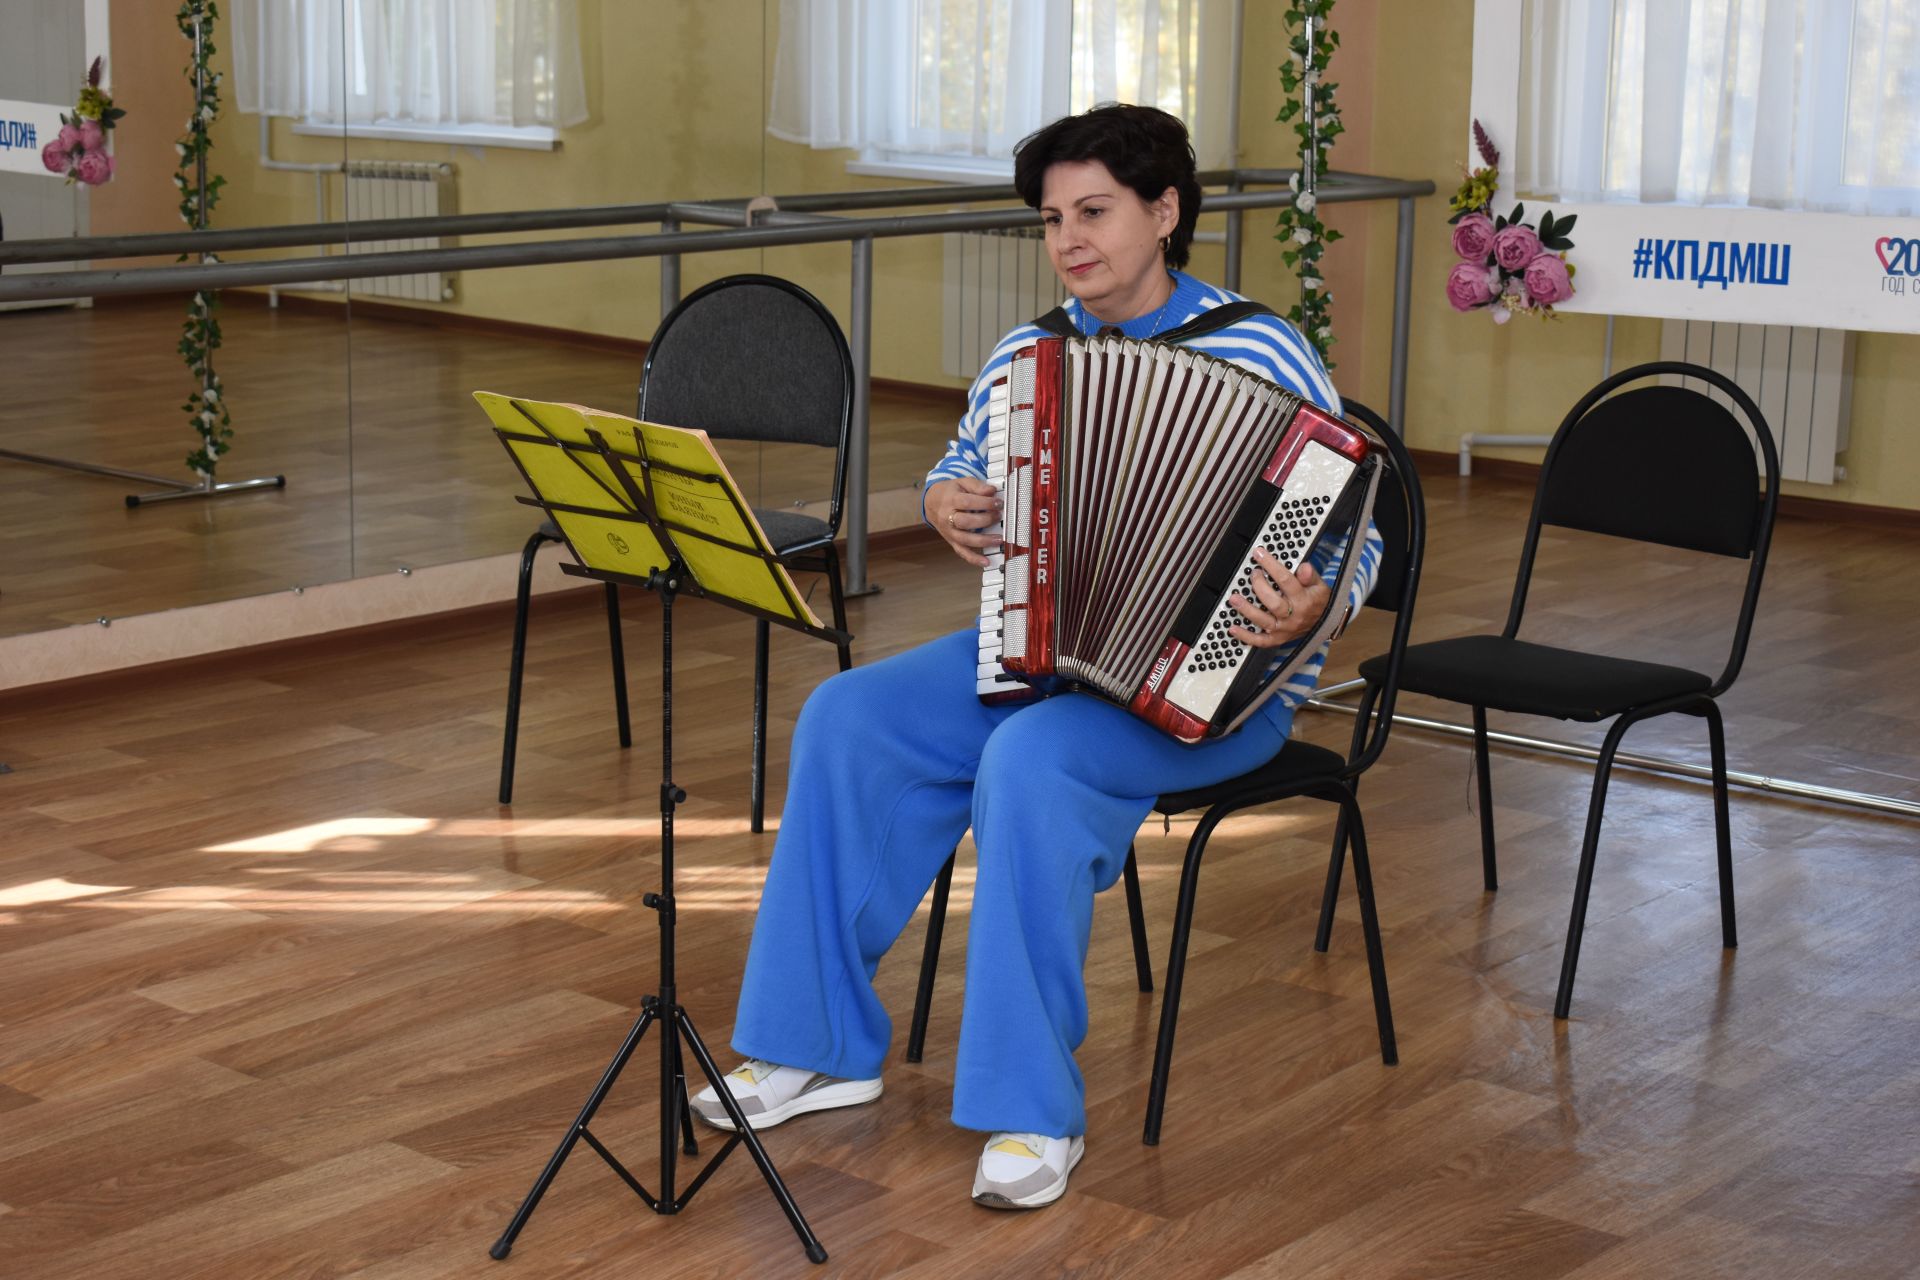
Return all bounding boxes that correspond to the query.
[1012,104,1202,270]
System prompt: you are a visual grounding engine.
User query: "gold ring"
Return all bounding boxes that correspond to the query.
[947,512,957,529]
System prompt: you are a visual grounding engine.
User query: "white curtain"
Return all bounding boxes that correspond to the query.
[1518,0,1920,215]
[230,0,588,128]
[769,0,1233,166]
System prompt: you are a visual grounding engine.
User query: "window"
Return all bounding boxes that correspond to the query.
[230,0,588,147]
[1511,0,1920,215]
[769,0,1236,181]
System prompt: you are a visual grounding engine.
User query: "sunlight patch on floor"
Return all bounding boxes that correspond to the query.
[202,813,777,855]
[0,877,131,907]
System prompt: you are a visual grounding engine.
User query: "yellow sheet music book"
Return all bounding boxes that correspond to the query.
[476,391,824,628]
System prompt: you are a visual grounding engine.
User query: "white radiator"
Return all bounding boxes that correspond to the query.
[1659,319,1853,484]
[942,228,1060,378]
[338,161,455,302]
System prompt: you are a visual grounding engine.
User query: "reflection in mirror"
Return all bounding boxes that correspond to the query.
[334,0,760,575]
[2,0,1049,647]
[0,0,351,637]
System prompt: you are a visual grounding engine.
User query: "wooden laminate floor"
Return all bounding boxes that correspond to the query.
[0,297,958,636]
[0,468,1916,1278]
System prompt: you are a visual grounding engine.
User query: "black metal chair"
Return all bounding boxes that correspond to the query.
[903,845,1155,1066]
[905,401,1425,1147]
[499,275,856,828]
[1321,361,1780,1021]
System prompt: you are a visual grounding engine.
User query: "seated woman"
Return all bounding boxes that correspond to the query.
[695,104,1380,1209]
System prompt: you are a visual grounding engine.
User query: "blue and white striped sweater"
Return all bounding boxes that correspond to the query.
[927,270,1382,721]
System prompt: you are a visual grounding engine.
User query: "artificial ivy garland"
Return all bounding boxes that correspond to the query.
[174,0,231,478]
[1274,0,1342,369]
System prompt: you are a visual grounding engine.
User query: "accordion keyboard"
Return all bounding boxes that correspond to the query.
[976,369,1033,701]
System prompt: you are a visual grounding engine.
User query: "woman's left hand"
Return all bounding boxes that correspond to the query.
[1227,550,1332,648]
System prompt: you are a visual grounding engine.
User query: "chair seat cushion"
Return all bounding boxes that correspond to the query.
[753,507,832,556]
[1359,635,1711,722]
[1154,737,1346,816]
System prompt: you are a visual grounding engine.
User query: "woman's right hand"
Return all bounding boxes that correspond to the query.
[925,477,1002,568]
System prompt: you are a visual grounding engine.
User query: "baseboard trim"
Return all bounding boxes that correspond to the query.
[0,548,583,697]
[0,523,948,702]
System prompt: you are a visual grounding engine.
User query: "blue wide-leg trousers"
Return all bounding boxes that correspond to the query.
[731,628,1291,1138]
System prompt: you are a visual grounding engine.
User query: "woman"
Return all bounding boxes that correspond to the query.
[695,105,1380,1209]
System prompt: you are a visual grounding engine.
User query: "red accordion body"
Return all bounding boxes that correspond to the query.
[975,335,1380,742]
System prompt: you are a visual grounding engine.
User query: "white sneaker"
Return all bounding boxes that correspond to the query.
[690,1058,882,1131]
[971,1131,1085,1209]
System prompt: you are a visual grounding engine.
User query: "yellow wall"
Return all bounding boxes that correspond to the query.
[92,2,196,266]
[203,1,1374,395]
[1359,0,1920,512]
[197,0,1913,511]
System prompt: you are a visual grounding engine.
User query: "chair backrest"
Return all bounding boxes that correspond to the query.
[1503,361,1780,693]
[639,274,854,530]
[1339,399,1426,775]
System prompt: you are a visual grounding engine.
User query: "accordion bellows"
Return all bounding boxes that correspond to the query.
[976,335,1381,742]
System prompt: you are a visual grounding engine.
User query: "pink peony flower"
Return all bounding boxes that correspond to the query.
[1451,213,1497,261]
[1522,253,1573,306]
[77,120,104,152]
[1445,260,1495,312]
[41,140,73,174]
[73,148,114,186]
[1493,223,1542,271]
[57,122,83,150]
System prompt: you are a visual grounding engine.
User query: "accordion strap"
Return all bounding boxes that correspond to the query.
[1029,298,1278,342]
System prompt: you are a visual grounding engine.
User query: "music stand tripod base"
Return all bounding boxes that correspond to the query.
[487,565,828,1267]
[478,396,850,1266]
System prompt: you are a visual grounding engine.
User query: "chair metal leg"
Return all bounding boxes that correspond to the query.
[1472,705,1498,891]
[905,852,957,1063]
[1335,786,1398,1065]
[823,543,853,672]
[1315,682,1381,952]
[605,582,631,751]
[500,530,552,805]
[1554,717,1634,1019]
[1122,845,1153,993]
[1144,809,1227,1146]
[1703,699,1738,949]
[751,620,770,834]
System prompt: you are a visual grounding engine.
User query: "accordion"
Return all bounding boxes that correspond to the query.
[975,334,1382,742]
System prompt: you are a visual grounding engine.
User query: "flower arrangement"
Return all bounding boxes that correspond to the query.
[39,57,124,186]
[1445,120,1577,323]
[1276,0,1342,368]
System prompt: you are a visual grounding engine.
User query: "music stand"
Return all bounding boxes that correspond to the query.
[477,392,845,1265]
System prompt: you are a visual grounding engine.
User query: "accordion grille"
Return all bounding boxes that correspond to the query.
[1050,336,1302,698]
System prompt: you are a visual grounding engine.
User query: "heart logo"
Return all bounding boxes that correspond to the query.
[1876,236,1896,272]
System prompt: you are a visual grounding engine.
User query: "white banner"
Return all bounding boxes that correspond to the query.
[1528,203,1920,335]
[0,98,68,179]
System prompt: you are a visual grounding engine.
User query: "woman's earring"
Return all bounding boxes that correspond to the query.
[1159,234,1171,255]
